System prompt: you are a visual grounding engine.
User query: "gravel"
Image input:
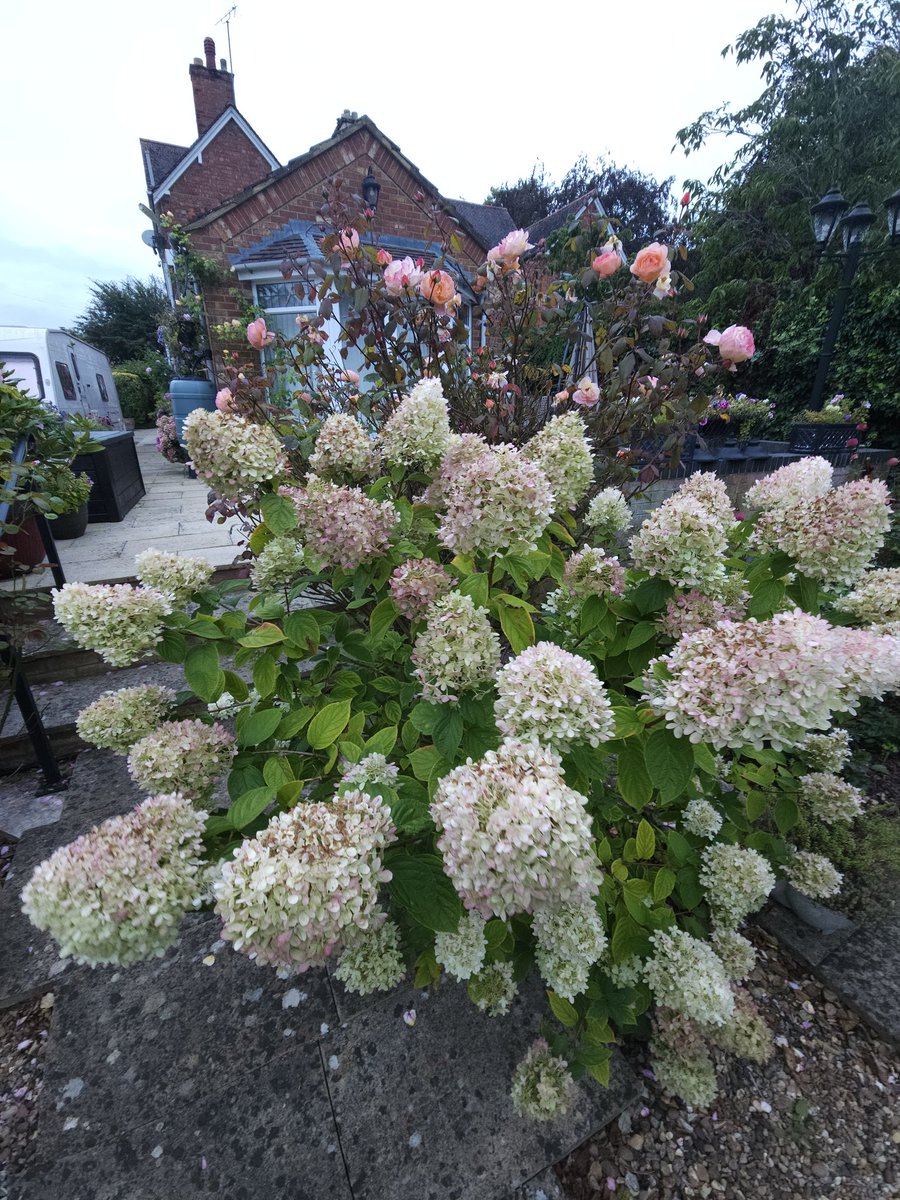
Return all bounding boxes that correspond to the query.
[558,928,899,1200]
[0,991,52,1199]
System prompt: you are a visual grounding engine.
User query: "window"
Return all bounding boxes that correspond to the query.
[69,354,81,381]
[55,361,76,402]
[96,373,110,404]
[1,352,43,399]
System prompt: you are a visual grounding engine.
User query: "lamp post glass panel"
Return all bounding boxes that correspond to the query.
[362,170,381,213]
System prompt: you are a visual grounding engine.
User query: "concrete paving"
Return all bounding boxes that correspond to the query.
[3,429,243,590]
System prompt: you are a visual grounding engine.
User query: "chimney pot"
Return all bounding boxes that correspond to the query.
[204,37,216,70]
[220,58,228,70]
[193,57,203,65]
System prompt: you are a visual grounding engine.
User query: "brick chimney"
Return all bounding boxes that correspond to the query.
[189,37,235,137]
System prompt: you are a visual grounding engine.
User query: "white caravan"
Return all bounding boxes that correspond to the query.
[0,327,124,428]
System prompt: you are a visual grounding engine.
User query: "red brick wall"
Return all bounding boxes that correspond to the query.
[160,122,273,226]
[189,62,235,136]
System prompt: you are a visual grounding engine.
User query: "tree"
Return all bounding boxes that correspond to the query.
[71,277,168,364]
[486,156,675,250]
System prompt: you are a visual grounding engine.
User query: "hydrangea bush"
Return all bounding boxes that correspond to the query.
[28,229,900,1117]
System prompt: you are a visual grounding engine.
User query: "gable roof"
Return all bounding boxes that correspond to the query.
[140,139,190,191]
[445,200,514,251]
[528,190,607,244]
[145,107,280,205]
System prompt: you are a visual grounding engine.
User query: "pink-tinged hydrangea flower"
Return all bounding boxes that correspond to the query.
[332,918,406,995]
[511,1039,576,1120]
[643,928,735,1026]
[523,412,594,510]
[585,487,632,544]
[630,242,670,284]
[711,992,772,1064]
[798,772,864,824]
[651,1031,717,1108]
[439,445,554,556]
[128,719,235,803]
[487,228,534,266]
[744,456,833,511]
[798,728,851,773]
[658,589,747,640]
[419,433,489,507]
[250,536,305,593]
[135,548,213,604]
[411,592,501,701]
[283,477,399,570]
[494,643,615,751]
[434,911,487,980]
[183,410,285,501]
[563,546,627,599]
[379,377,453,469]
[784,849,842,899]
[699,844,776,928]
[77,684,176,755]
[631,493,728,591]
[703,324,755,368]
[246,317,275,349]
[835,567,900,631]
[383,255,423,295]
[751,478,891,587]
[677,472,737,529]
[213,789,396,976]
[532,900,608,1002]
[430,738,602,920]
[309,413,379,480]
[644,611,857,750]
[389,557,452,619]
[839,626,900,703]
[21,794,207,967]
[53,582,172,668]
[710,929,756,981]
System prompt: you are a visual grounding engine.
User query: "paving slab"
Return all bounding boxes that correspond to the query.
[33,912,339,1164]
[17,1044,352,1200]
[814,915,900,1048]
[0,772,65,838]
[325,975,640,1200]
[756,900,856,968]
[515,1167,569,1200]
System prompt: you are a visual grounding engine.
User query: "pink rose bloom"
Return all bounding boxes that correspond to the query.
[554,390,570,406]
[342,369,360,385]
[487,228,533,264]
[383,256,422,295]
[376,248,393,266]
[572,378,601,407]
[247,318,274,349]
[630,242,669,284]
[215,387,234,412]
[705,325,755,368]
[335,228,360,257]
[592,250,621,277]
[418,269,457,308]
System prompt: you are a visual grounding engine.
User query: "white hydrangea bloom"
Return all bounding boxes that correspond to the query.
[699,844,776,929]
[21,794,206,967]
[522,412,594,511]
[682,799,723,840]
[533,900,608,1002]
[184,410,285,500]
[710,928,757,981]
[631,493,728,590]
[744,456,833,512]
[438,445,554,556]
[585,487,633,544]
[250,537,305,593]
[340,753,399,790]
[309,413,379,480]
[784,850,842,899]
[412,592,501,702]
[651,1045,718,1109]
[379,377,453,469]
[135,549,213,603]
[466,961,517,1016]
[333,919,406,994]
[127,719,235,804]
[643,928,734,1027]
[678,471,737,529]
[213,789,396,976]
[76,684,176,754]
[431,738,602,920]
[605,956,645,989]
[798,728,851,774]
[835,567,900,631]
[53,582,172,668]
[799,772,864,824]
[494,643,615,751]
[434,911,487,981]
[511,1038,576,1120]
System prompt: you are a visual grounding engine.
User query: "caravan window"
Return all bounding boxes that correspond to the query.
[1,353,43,399]
[55,361,76,402]
[96,374,110,403]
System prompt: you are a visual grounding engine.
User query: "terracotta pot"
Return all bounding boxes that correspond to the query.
[0,512,47,577]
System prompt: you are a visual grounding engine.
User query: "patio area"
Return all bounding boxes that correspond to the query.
[5,430,243,590]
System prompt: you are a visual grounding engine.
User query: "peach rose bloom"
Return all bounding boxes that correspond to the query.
[592,250,621,277]
[630,242,669,284]
[376,248,393,266]
[335,228,360,257]
[572,378,601,407]
[246,318,274,349]
[215,388,234,412]
[716,325,755,364]
[488,228,533,263]
[418,269,457,307]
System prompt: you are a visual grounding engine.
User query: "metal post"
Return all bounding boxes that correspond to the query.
[0,642,64,789]
[32,511,66,589]
[808,239,863,411]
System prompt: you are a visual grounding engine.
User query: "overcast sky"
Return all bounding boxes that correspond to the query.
[1,0,791,332]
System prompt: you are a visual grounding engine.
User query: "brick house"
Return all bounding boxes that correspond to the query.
[140,38,521,366]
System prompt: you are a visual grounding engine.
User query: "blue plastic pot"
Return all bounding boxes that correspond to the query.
[169,378,217,444]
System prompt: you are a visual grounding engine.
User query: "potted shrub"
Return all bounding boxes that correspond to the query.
[790,394,869,452]
[46,466,93,539]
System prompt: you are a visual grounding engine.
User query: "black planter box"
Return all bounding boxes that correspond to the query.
[789,423,853,453]
[72,432,145,523]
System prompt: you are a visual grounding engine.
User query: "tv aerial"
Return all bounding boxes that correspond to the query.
[216,5,237,72]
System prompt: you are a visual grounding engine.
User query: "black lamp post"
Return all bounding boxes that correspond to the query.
[362,169,381,213]
[808,185,897,410]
